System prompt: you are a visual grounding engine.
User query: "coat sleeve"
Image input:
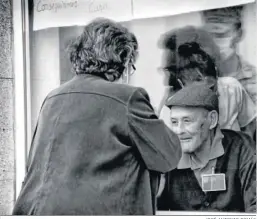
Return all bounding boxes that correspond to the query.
[239,135,256,212]
[127,87,181,173]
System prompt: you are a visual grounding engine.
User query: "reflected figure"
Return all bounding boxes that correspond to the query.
[158,82,256,212]
[202,5,257,105]
[12,18,181,215]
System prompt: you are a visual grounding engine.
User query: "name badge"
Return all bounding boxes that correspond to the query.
[201,173,226,192]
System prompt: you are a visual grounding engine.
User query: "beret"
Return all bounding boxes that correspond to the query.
[166,82,219,111]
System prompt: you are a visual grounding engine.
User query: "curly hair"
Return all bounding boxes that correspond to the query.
[68,18,138,81]
[160,26,220,91]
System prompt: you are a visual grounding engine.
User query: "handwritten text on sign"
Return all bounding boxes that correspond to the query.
[33,0,255,30]
[33,0,133,30]
[36,0,78,13]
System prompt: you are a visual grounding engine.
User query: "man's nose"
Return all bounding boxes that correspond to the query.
[174,122,185,135]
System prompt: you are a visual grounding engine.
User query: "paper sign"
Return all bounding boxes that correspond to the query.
[33,0,133,30]
[132,0,255,20]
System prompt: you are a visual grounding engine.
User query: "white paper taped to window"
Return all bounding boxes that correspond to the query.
[33,0,255,31]
[33,0,133,31]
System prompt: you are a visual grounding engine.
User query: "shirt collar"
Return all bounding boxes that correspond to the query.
[177,126,224,170]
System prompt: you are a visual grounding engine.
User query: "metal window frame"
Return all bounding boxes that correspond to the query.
[11,0,257,213]
[13,0,32,199]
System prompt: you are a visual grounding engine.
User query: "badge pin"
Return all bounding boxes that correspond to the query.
[201,167,226,192]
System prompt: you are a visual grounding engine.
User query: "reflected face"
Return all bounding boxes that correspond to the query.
[203,22,238,60]
[170,106,211,153]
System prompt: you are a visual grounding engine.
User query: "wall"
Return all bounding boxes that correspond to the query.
[0,0,15,215]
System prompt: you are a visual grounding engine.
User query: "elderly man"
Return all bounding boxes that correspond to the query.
[157,82,256,212]
[202,5,257,105]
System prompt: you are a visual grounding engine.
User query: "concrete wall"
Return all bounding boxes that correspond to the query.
[0,0,15,215]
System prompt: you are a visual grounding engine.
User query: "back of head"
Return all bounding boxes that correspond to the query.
[160,26,220,91]
[68,18,138,82]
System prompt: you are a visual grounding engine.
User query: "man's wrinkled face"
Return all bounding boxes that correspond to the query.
[170,106,211,153]
[203,21,238,60]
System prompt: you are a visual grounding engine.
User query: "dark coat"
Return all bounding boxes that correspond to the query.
[13,74,181,215]
[158,129,256,212]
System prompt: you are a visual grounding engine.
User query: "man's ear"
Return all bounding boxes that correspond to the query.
[208,110,219,129]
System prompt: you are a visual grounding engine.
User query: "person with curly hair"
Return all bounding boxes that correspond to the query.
[12,18,181,215]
